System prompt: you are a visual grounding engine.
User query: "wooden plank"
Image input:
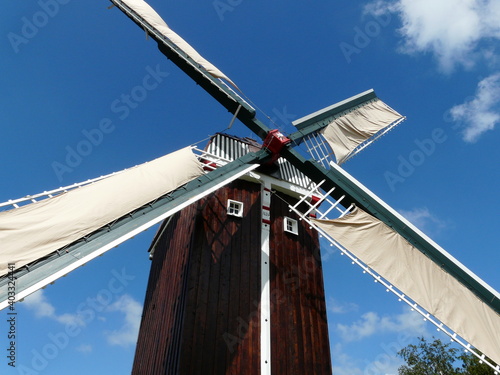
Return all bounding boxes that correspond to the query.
[132,204,197,374]
[269,192,332,374]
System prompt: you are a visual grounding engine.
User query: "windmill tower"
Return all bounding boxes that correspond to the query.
[132,133,332,374]
[0,0,499,374]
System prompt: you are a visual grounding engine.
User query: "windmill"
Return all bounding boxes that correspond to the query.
[0,0,499,374]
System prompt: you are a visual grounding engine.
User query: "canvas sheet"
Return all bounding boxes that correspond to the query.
[314,207,500,366]
[320,98,403,164]
[0,147,203,277]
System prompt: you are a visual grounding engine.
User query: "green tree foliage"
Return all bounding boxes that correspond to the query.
[458,351,497,375]
[398,337,461,375]
[397,337,496,375]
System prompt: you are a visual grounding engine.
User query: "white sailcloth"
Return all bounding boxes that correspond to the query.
[313,207,500,367]
[120,0,237,88]
[320,98,404,164]
[0,147,203,277]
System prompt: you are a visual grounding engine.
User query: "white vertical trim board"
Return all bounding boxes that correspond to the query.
[260,178,272,375]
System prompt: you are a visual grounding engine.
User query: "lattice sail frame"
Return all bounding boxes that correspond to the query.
[285,180,500,374]
[302,133,337,170]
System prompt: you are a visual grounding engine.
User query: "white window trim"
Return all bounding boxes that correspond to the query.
[284,216,298,235]
[227,199,244,217]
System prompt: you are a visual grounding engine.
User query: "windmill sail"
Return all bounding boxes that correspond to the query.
[319,97,405,164]
[103,2,497,371]
[0,146,264,311]
[0,147,203,277]
[291,90,406,165]
[117,0,237,88]
[313,207,500,367]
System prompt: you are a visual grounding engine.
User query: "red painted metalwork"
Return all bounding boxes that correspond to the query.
[309,195,322,218]
[262,130,291,164]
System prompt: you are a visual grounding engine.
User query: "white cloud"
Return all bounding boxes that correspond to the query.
[365,0,500,72]
[365,356,402,375]
[364,1,500,142]
[23,290,55,317]
[327,297,359,314]
[331,308,431,374]
[398,207,447,234]
[23,290,85,327]
[104,294,142,348]
[331,341,403,375]
[331,343,364,375]
[336,308,427,342]
[450,72,500,142]
[76,344,93,354]
[338,311,379,341]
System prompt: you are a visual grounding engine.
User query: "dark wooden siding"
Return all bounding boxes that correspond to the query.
[132,203,198,374]
[133,180,262,375]
[269,193,332,375]
[133,179,331,375]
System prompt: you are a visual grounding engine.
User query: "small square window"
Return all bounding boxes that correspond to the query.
[227,200,244,217]
[284,217,298,235]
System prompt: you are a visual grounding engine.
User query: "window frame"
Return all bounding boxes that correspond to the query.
[284,216,298,235]
[227,199,244,218]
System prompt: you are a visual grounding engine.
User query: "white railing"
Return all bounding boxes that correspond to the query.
[192,146,234,171]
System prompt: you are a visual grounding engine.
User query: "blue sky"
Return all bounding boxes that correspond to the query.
[1,0,499,374]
